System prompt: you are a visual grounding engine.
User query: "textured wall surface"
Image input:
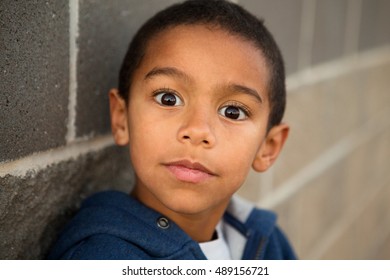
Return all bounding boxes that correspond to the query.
[0,1,69,161]
[1,0,390,259]
[238,0,390,259]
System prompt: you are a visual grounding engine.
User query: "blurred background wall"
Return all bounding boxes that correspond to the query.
[1,0,389,259]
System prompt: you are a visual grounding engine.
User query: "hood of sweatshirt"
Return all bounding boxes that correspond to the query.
[48,191,287,260]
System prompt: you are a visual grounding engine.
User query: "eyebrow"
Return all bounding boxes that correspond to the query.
[144,66,263,103]
[227,84,263,103]
[144,67,191,83]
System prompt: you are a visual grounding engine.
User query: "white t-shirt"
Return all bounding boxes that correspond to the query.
[198,222,232,260]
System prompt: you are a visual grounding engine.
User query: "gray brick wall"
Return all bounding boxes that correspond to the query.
[1,0,390,259]
[75,0,178,137]
[0,1,69,161]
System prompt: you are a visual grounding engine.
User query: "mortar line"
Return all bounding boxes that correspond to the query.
[287,46,390,91]
[0,135,114,178]
[259,106,390,209]
[66,0,79,143]
[297,0,316,70]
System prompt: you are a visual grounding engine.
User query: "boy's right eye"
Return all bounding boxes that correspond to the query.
[154,91,184,106]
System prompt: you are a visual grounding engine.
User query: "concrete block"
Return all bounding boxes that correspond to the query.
[0,145,133,259]
[320,222,360,259]
[0,0,69,161]
[373,234,390,259]
[271,161,347,258]
[75,0,178,137]
[272,191,305,257]
[297,163,346,257]
[277,130,390,259]
[359,63,390,119]
[273,84,335,187]
[238,169,262,202]
[311,0,348,65]
[359,0,390,51]
[339,89,390,213]
[341,144,373,213]
[240,0,303,74]
[274,62,388,187]
[313,71,364,142]
[321,179,390,259]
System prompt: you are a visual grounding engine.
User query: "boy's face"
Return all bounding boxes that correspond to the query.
[110,25,288,218]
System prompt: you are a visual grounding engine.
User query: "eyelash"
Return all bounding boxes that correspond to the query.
[152,88,183,105]
[151,88,252,119]
[152,87,179,97]
[222,101,252,117]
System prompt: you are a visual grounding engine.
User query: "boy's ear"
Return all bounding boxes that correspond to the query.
[109,89,129,146]
[252,123,289,172]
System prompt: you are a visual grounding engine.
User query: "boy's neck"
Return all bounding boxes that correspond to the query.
[166,207,227,243]
[131,187,228,243]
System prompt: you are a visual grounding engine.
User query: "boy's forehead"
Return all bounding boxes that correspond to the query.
[139,24,270,94]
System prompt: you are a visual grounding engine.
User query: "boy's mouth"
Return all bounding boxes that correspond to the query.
[164,160,216,184]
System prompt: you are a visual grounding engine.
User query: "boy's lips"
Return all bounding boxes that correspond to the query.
[164,160,216,184]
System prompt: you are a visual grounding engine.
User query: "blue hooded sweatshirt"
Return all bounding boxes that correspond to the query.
[48,191,296,260]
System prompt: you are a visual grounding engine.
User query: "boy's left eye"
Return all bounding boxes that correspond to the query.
[218,105,248,120]
[154,91,184,106]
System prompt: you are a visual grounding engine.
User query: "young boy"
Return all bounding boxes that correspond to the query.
[49,0,296,260]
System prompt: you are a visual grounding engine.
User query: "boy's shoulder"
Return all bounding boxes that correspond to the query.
[48,190,206,260]
[48,191,296,260]
[225,196,296,260]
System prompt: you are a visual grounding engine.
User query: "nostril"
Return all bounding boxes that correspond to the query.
[180,134,212,146]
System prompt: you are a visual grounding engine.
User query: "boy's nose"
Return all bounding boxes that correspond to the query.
[177,108,216,148]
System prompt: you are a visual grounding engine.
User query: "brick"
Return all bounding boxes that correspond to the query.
[238,170,262,202]
[373,234,390,259]
[240,0,303,74]
[273,84,336,187]
[0,0,69,161]
[75,0,178,137]
[338,119,390,209]
[0,145,133,259]
[359,0,390,51]
[311,0,348,65]
[273,129,390,258]
[295,163,346,257]
[271,163,347,258]
[274,62,389,187]
[359,63,390,119]
[320,180,390,259]
[272,192,305,257]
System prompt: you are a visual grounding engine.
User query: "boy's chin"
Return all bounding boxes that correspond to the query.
[160,194,228,217]
[166,204,209,216]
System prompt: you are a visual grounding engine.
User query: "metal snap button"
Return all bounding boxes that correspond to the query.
[157,217,170,229]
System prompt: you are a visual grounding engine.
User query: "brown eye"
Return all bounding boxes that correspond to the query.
[154,92,183,106]
[219,105,247,120]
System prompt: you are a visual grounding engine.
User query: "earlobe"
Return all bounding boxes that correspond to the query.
[109,89,129,146]
[252,123,289,172]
